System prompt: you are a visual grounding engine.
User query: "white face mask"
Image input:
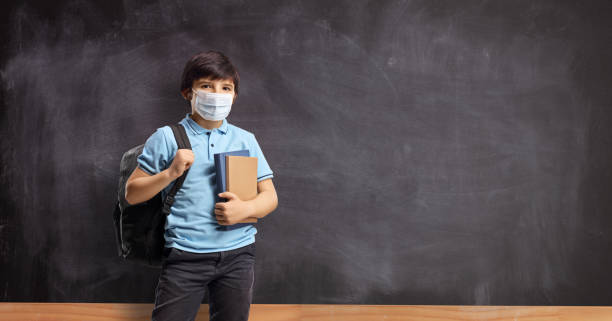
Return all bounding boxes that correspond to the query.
[191,89,233,121]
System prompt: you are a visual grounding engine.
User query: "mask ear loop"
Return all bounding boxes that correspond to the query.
[191,89,198,104]
[190,89,199,117]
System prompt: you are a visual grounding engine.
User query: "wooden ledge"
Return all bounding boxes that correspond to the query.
[1,303,612,320]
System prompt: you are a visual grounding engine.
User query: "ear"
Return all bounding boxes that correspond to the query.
[181,88,192,101]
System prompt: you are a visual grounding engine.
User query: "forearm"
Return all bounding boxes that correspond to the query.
[125,169,175,205]
[246,190,278,219]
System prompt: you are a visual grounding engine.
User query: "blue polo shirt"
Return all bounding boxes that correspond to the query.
[136,112,274,253]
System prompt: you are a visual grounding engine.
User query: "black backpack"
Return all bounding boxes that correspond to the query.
[112,123,192,268]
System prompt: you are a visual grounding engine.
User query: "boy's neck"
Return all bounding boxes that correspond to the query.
[190,113,222,130]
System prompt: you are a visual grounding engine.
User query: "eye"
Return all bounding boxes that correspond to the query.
[201,84,211,88]
[224,87,232,91]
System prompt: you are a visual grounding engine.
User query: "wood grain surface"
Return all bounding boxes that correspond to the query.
[1,303,611,321]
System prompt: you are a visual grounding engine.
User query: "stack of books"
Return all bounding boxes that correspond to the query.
[214,149,259,229]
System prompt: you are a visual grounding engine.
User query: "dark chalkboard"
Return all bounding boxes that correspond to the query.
[1,0,612,305]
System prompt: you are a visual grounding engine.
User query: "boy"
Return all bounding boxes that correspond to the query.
[125,50,278,321]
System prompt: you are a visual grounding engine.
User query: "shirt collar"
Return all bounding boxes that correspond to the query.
[182,113,229,135]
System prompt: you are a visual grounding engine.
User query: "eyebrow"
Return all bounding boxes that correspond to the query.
[198,81,234,88]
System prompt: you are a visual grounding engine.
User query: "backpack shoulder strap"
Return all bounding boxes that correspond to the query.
[170,123,192,150]
[176,123,192,149]
[162,123,192,215]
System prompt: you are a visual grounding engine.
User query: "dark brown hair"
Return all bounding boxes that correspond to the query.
[180,50,240,96]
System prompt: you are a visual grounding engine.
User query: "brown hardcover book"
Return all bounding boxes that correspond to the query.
[226,155,258,223]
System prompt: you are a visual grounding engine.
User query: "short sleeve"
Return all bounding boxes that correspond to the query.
[249,134,274,182]
[136,127,171,175]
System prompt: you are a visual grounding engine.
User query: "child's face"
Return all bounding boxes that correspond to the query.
[186,77,236,103]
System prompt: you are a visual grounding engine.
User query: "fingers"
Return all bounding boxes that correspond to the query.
[214,207,231,225]
[215,213,227,225]
[171,149,195,175]
[214,208,226,221]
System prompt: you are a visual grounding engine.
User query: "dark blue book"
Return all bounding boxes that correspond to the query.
[213,149,252,230]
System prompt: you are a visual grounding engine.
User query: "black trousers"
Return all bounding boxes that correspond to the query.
[151,242,256,321]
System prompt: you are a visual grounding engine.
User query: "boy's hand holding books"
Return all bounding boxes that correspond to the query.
[214,191,255,225]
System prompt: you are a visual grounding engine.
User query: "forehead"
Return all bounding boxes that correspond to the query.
[194,77,234,87]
